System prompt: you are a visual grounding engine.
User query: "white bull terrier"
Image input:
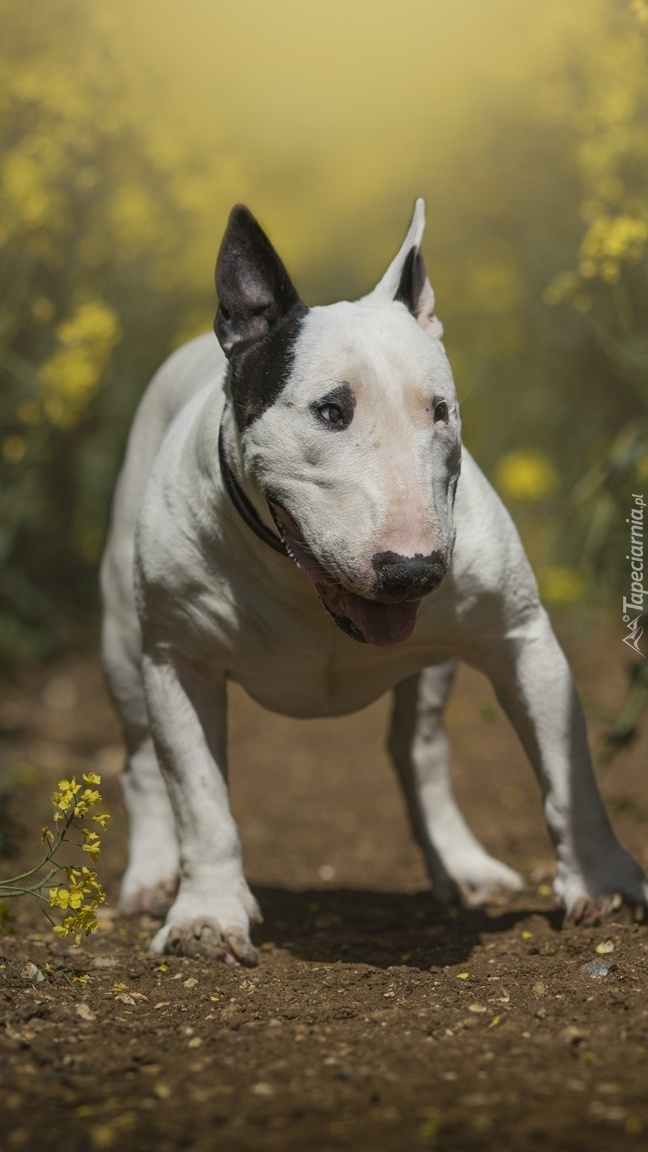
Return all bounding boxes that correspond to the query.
[101,200,648,964]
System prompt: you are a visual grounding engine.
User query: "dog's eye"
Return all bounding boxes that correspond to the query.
[433,400,449,424]
[313,384,355,430]
[319,404,345,427]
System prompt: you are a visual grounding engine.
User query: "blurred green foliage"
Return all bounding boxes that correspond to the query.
[0,0,204,661]
[435,0,648,612]
[0,0,647,670]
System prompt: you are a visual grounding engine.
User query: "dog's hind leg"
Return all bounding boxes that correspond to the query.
[388,662,524,906]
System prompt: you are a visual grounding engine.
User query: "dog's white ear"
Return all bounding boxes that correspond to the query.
[215,205,305,357]
[362,199,443,339]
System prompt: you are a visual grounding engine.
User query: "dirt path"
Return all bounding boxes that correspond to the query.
[1,626,647,1151]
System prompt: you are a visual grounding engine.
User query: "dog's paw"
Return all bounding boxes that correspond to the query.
[438,851,524,908]
[150,917,259,965]
[557,846,648,926]
[458,862,525,908]
[119,872,178,919]
[119,879,178,919]
[149,884,262,965]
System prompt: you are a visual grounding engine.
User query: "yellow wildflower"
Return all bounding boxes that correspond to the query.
[52,777,83,820]
[58,778,81,794]
[82,829,101,862]
[494,450,558,502]
[2,436,27,464]
[543,271,580,306]
[540,566,585,605]
[40,300,120,429]
[72,787,102,818]
[49,886,83,910]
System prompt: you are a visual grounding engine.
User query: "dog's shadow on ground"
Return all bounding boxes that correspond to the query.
[251,884,563,971]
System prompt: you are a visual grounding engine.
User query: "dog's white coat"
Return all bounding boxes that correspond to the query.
[101,203,647,959]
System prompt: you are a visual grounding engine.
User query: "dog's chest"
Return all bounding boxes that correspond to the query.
[229,651,405,718]
[181,557,463,719]
[225,617,445,719]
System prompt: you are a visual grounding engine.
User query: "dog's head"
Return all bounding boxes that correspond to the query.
[214,201,461,647]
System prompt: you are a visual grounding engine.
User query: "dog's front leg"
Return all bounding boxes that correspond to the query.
[477,609,648,923]
[141,649,260,964]
[389,662,524,905]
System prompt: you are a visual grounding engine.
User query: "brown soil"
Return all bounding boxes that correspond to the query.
[1,623,648,1152]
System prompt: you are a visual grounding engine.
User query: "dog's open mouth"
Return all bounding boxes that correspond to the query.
[270,503,420,647]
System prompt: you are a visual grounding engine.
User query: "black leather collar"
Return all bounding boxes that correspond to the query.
[218,423,288,557]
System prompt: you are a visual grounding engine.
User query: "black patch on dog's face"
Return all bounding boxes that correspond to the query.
[228,305,308,429]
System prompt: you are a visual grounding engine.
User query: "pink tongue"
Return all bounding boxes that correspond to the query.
[342,592,420,646]
[275,512,421,646]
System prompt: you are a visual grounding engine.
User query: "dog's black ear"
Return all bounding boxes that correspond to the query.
[394,247,437,329]
[361,199,443,339]
[215,205,303,357]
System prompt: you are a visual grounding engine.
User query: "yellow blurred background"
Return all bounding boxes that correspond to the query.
[1,0,647,660]
[96,0,616,294]
[104,0,560,273]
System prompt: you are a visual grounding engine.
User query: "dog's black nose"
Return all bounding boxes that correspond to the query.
[372,551,448,601]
